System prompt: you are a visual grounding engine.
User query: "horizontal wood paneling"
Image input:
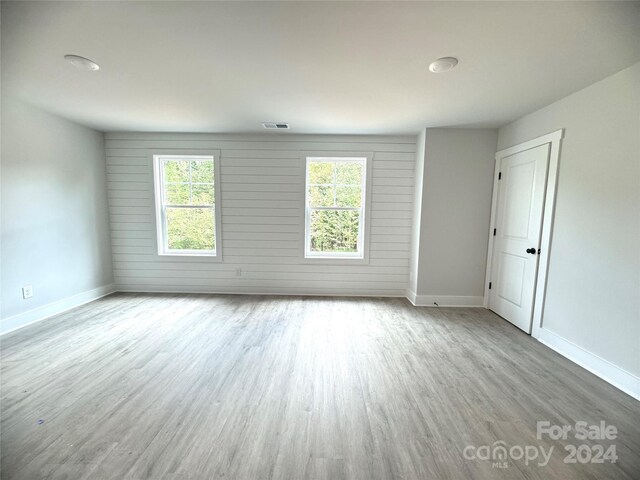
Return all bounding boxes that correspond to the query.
[105,133,416,296]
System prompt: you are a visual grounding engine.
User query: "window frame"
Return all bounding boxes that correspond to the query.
[152,151,222,259]
[302,154,373,263]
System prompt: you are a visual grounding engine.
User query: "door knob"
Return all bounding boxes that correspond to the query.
[526,248,537,254]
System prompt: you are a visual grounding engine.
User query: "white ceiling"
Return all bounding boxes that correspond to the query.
[2,1,639,134]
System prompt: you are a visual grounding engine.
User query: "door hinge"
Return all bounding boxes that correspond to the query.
[493,228,496,236]
[498,172,502,180]
[489,282,492,290]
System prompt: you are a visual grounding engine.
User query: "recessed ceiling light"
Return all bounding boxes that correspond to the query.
[429,57,458,73]
[262,123,290,130]
[64,54,100,71]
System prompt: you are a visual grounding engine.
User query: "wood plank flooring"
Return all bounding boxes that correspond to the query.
[1,293,639,479]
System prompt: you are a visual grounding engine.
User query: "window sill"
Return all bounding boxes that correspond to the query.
[301,255,369,266]
[158,252,222,261]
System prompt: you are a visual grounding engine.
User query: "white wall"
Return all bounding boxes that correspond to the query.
[498,63,640,385]
[105,133,415,296]
[409,128,497,306]
[1,97,114,332]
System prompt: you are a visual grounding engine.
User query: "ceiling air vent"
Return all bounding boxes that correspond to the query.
[262,122,290,130]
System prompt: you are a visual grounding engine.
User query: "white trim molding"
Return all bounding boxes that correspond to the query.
[484,129,564,338]
[538,328,640,401]
[151,150,223,261]
[301,152,374,265]
[0,284,116,336]
[117,286,407,299]
[406,293,484,307]
[406,289,417,305]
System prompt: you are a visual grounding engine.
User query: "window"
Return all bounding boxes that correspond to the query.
[304,156,369,259]
[152,154,221,257]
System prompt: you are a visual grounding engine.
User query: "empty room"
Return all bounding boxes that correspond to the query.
[1,1,639,479]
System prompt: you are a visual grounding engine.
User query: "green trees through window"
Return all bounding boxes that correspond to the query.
[306,158,366,256]
[157,156,217,254]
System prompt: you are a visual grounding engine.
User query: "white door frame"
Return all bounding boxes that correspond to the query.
[483,129,564,338]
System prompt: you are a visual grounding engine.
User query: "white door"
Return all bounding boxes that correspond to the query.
[489,144,550,333]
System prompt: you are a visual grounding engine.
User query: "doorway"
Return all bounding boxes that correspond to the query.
[484,130,564,336]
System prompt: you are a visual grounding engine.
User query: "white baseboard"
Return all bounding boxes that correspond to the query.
[116,286,407,299]
[0,283,116,336]
[406,289,417,305]
[406,293,484,307]
[537,328,640,401]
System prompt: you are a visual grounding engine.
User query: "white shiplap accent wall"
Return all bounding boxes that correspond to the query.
[105,133,416,297]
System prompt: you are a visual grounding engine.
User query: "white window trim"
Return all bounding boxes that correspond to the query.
[302,153,373,265]
[151,151,223,260]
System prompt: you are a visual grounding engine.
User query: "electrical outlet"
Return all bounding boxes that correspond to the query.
[236,268,242,277]
[22,285,33,299]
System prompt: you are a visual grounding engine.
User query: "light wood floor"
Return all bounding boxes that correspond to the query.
[1,294,639,480]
